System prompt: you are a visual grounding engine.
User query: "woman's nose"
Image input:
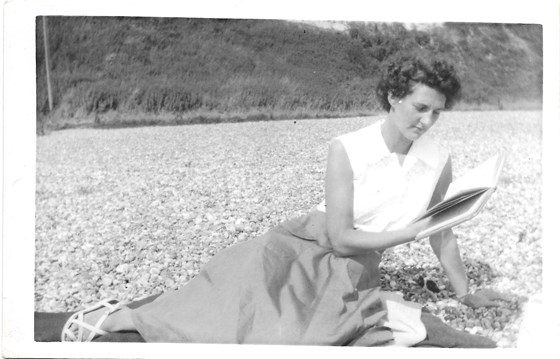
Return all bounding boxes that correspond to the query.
[420,113,434,126]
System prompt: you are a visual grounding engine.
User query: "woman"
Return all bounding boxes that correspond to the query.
[36,56,506,346]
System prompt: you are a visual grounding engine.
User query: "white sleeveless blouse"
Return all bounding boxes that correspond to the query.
[317,120,449,232]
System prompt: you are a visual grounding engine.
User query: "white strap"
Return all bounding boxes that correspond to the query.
[61,299,122,341]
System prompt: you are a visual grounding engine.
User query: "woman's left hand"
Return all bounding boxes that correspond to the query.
[459,289,510,308]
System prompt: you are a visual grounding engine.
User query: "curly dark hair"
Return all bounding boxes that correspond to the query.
[376,55,461,112]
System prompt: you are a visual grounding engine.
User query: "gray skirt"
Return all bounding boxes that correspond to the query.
[130,210,422,345]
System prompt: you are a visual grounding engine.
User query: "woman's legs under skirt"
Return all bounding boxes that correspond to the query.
[35,293,496,347]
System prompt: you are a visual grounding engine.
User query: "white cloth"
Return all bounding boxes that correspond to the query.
[379,292,427,346]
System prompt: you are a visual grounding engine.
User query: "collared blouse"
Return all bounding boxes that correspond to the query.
[316,120,449,233]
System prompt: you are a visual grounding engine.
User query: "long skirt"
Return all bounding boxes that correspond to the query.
[130,210,396,345]
[127,211,469,346]
[34,211,497,347]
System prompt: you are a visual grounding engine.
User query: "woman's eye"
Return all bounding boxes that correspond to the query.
[414,105,428,112]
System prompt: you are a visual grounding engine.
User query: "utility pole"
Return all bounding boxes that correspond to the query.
[42,16,53,111]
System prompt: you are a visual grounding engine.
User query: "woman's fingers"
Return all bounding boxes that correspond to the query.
[476,289,511,302]
[411,217,433,240]
[462,294,501,308]
[483,299,500,307]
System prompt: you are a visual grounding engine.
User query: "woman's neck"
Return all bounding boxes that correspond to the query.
[381,117,413,155]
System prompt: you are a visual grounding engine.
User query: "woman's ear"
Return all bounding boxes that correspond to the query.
[388,93,400,108]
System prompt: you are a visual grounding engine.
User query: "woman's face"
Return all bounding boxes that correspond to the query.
[388,83,446,141]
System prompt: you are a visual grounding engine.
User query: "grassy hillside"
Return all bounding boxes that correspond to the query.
[35,17,542,131]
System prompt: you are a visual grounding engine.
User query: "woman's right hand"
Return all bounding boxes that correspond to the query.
[407,217,432,241]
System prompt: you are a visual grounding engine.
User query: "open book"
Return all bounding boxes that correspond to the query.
[413,153,506,240]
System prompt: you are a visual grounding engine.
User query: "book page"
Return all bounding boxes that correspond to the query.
[412,153,505,223]
[419,188,488,219]
[444,153,506,201]
[415,189,495,239]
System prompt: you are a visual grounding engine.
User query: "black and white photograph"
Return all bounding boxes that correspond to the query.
[3,0,560,357]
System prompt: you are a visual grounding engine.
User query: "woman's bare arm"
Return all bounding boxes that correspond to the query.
[325,139,426,257]
[427,157,469,297]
